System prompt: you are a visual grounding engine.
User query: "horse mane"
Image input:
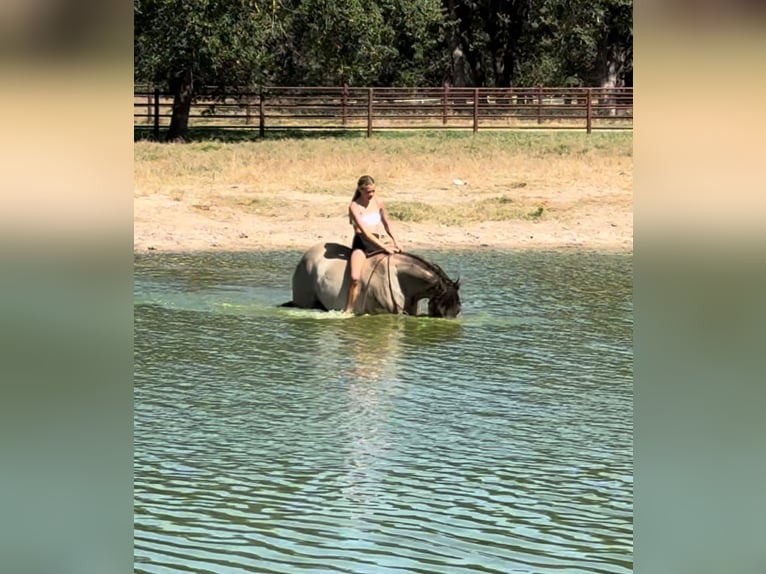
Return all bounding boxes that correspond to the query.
[398,252,461,312]
[399,251,456,287]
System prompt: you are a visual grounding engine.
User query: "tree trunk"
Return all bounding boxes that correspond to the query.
[445,0,469,87]
[501,0,528,87]
[488,0,520,88]
[598,45,626,117]
[444,0,483,86]
[451,46,469,87]
[601,64,618,117]
[166,69,193,142]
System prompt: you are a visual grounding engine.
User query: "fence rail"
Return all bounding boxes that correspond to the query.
[134,86,632,138]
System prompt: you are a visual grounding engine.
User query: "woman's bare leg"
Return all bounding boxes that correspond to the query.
[344,249,366,313]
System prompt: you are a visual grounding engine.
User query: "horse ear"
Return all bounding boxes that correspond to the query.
[454,277,461,289]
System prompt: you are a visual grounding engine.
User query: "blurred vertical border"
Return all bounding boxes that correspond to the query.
[636,1,766,573]
[2,0,766,571]
[0,0,133,572]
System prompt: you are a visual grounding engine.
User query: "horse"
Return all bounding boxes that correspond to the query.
[281,242,461,318]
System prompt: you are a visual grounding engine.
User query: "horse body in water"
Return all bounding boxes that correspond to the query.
[282,242,461,318]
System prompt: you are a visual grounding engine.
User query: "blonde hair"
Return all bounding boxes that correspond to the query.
[352,175,375,201]
[350,175,375,224]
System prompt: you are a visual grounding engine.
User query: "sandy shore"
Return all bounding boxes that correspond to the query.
[134,182,632,253]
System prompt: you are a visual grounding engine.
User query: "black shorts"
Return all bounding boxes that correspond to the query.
[351,233,378,255]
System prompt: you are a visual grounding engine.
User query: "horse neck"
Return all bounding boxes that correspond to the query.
[393,254,443,298]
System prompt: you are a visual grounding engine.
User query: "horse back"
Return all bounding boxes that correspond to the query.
[291,242,351,310]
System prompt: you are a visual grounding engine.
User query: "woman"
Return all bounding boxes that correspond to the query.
[343,175,402,313]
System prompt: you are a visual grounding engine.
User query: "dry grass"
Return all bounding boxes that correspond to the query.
[134,131,632,228]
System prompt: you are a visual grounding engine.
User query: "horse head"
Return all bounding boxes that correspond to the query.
[427,276,461,318]
[398,253,461,318]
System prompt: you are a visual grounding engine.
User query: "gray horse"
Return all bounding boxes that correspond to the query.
[281,242,461,318]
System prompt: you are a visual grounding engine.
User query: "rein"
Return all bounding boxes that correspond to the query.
[359,252,399,314]
[358,251,456,316]
[387,255,400,314]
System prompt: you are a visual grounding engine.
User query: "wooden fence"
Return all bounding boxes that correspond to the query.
[134,86,632,138]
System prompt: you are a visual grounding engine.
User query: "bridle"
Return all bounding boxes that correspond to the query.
[359,251,457,317]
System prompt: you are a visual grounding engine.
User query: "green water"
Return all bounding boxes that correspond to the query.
[134,249,633,573]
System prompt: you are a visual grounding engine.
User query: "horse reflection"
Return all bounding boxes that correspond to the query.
[333,317,404,508]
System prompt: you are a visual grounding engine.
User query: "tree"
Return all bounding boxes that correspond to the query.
[517,0,632,87]
[134,0,278,140]
[134,0,632,137]
[267,0,446,87]
[269,0,385,86]
[489,0,530,86]
[443,0,530,87]
[376,0,448,86]
[593,0,632,89]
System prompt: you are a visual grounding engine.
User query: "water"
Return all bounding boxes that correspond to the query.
[134,249,633,573]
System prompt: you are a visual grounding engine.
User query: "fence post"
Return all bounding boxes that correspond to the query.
[442,84,448,125]
[473,88,479,133]
[537,86,543,124]
[153,88,160,140]
[367,87,373,137]
[342,84,348,126]
[259,88,265,138]
[586,88,592,134]
[146,92,152,128]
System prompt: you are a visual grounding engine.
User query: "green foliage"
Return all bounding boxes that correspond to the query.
[134,0,632,134]
[134,0,279,89]
[377,0,449,85]
[268,0,447,86]
[517,0,632,86]
[276,0,392,85]
[385,196,547,226]
[385,201,434,223]
[442,0,531,87]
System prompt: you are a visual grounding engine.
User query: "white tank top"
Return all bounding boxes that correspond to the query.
[360,210,381,227]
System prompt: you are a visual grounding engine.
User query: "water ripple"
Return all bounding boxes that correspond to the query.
[135,250,632,573]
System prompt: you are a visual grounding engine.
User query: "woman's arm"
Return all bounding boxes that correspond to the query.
[379,200,401,252]
[349,203,393,253]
